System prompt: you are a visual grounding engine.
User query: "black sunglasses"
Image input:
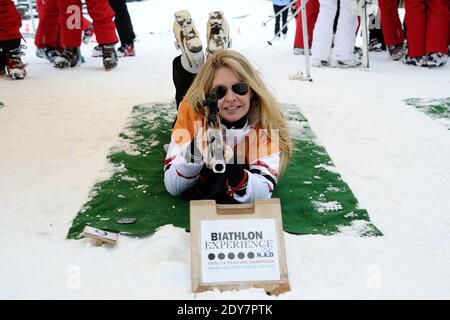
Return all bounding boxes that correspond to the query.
[211,82,249,100]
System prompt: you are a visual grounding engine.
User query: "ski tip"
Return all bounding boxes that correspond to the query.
[267,41,273,46]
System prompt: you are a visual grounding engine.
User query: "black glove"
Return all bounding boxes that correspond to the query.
[225,163,248,197]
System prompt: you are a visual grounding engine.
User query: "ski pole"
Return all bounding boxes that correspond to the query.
[267,4,302,45]
[261,0,297,27]
[300,0,312,81]
[360,1,370,68]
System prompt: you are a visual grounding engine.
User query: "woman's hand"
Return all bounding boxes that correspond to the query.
[192,127,234,170]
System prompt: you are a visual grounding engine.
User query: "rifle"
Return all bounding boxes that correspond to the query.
[202,89,226,173]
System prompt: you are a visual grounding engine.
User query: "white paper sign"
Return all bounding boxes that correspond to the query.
[200,218,280,283]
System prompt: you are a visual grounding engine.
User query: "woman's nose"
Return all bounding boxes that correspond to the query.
[224,88,237,102]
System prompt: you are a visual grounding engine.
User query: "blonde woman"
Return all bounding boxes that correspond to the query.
[164,50,291,203]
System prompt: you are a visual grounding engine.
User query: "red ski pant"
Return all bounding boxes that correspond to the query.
[378,0,405,46]
[404,0,449,57]
[0,0,22,41]
[58,0,117,47]
[35,0,91,50]
[35,0,62,50]
[294,0,320,48]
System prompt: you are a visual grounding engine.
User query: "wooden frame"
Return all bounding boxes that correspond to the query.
[82,225,118,246]
[190,198,290,295]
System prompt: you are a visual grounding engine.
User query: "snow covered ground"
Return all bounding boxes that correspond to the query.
[1,0,449,299]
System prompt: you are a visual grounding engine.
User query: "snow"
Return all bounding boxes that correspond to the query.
[1,0,450,299]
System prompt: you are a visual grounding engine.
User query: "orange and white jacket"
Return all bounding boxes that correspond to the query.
[164,100,280,203]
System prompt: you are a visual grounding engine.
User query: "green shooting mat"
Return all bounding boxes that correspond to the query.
[404,97,450,130]
[67,103,382,239]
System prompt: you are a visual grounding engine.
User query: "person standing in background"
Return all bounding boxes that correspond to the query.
[378,0,404,60]
[53,0,119,70]
[311,0,360,67]
[92,0,137,57]
[110,0,136,56]
[403,0,448,67]
[293,0,320,54]
[272,0,291,39]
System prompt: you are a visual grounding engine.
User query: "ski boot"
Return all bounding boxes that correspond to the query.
[173,10,204,73]
[117,43,135,57]
[206,11,231,56]
[368,38,384,52]
[312,59,329,67]
[293,47,304,55]
[330,54,362,68]
[36,47,61,63]
[354,46,363,58]
[387,44,404,61]
[102,43,118,70]
[54,47,81,68]
[402,47,426,67]
[4,46,27,80]
[402,55,426,67]
[425,53,448,67]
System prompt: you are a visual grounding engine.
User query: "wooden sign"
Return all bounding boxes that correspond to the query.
[82,225,118,246]
[190,198,290,295]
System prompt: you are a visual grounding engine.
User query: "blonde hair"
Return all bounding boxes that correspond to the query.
[184,50,292,177]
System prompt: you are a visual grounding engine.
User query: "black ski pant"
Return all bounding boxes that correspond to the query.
[108,0,135,46]
[369,13,386,50]
[172,55,196,109]
[0,39,21,71]
[0,38,21,51]
[273,4,288,36]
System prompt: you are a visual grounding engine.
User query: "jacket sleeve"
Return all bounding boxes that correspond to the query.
[163,141,203,196]
[163,100,203,196]
[226,152,280,203]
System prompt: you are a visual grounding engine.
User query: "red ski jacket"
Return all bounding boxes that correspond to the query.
[0,0,22,42]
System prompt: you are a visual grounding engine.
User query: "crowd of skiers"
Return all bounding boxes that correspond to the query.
[1,0,449,81]
[0,0,136,80]
[291,0,449,68]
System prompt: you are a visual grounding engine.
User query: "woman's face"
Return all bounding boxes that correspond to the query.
[211,67,251,123]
